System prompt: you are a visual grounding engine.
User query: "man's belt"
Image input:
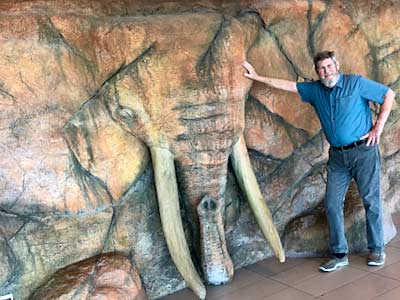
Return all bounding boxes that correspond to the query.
[331,139,366,151]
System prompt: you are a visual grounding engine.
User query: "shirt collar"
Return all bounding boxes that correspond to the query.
[335,73,344,88]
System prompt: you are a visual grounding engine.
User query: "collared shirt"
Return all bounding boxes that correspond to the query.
[296,74,389,147]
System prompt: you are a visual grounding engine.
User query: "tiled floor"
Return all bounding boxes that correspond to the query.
[159,213,400,300]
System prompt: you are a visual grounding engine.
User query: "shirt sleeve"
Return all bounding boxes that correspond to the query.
[296,82,315,104]
[358,76,389,104]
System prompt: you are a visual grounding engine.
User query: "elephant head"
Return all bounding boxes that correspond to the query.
[64,12,284,299]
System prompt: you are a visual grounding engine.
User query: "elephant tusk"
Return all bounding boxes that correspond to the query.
[150,147,206,299]
[230,135,285,263]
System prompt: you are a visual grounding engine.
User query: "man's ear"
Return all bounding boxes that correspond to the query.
[336,61,340,71]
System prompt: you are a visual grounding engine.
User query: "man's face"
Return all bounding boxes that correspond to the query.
[315,58,340,88]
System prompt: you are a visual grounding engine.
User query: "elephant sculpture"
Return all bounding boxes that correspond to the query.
[63,12,284,299]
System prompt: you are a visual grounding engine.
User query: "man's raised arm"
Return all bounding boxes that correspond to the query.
[242,61,298,93]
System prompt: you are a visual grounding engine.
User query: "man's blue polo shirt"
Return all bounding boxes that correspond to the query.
[296,74,389,147]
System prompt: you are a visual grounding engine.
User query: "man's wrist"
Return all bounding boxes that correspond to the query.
[373,122,384,134]
[254,74,264,83]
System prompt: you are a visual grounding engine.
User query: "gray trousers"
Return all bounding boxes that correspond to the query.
[325,142,384,254]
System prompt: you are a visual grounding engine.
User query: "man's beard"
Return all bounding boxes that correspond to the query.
[320,73,340,88]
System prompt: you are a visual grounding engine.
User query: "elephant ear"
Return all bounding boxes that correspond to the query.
[63,95,149,209]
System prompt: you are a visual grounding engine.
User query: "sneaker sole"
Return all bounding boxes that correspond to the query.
[319,260,349,272]
[367,261,385,266]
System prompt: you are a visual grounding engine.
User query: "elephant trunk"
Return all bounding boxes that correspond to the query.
[197,196,234,285]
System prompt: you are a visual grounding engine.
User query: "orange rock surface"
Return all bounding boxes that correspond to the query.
[0,1,399,299]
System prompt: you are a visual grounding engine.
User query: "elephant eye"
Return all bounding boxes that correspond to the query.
[117,107,135,121]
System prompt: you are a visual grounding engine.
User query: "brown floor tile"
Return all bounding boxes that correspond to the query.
[292,265,368,297]
[158,268,267,300]
[212,277,287,300]
[262,287,315,300]
[375,260,400,280]
[374,286,400,300]
[158,233,400,300]
[205,268,275,299]
[270,258,324,285]
[244,257,307,277]
[318,273,400,300]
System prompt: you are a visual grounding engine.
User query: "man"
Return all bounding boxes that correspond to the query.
[242,51,395,272]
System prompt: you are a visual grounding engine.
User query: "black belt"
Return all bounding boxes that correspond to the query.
[331,140,366,151]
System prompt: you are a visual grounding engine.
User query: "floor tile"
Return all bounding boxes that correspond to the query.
[375,260,400,280]
[244,257,306,277]
[158,219,400,300]
[270,258,324,285]
[212,277,287,300]
[159,268,267,300]
[374,286,400,300]
[292,265,368,297]
[318,273,400,300]
[262,287,315,300]
[205,268,274,299]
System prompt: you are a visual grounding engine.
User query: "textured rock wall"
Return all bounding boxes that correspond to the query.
[0,0,399,299]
